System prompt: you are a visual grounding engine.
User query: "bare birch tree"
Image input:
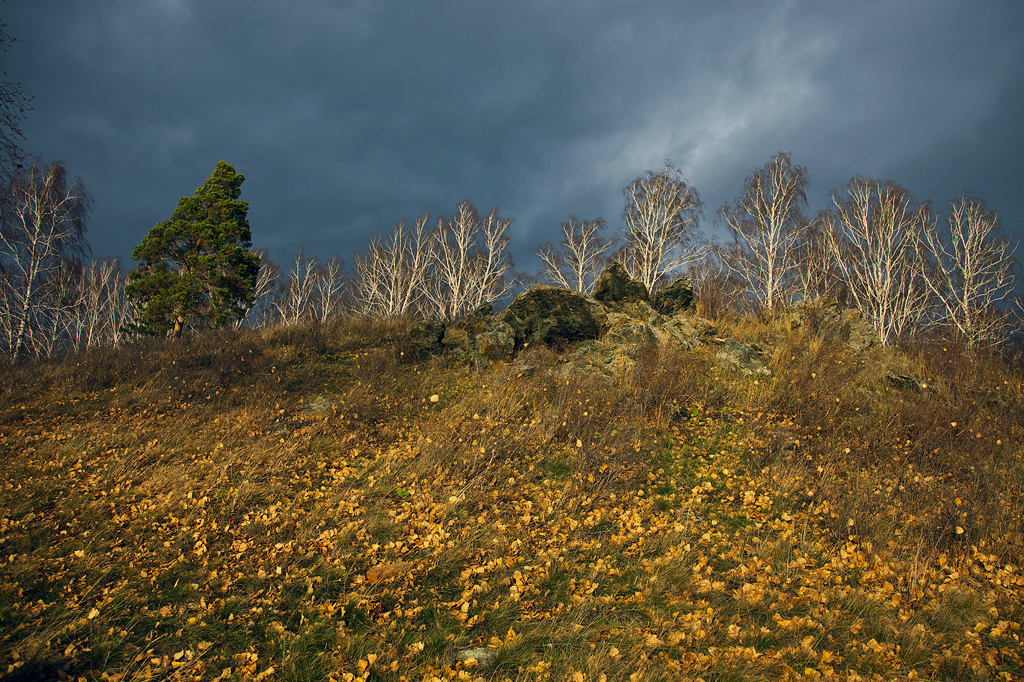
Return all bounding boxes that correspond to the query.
[794,213,845,303]
[688,252,746,320]
[620,162,707,292]
[276,249,319,326]
[424,201,515,321]
[239,250,280,328]
[718,152,810,313]
[30,259,79,356]
[535,216,611,294]
[313,255,347,323]
[0,160,90,360]
[921,194,1019,348]
[351,215,431,319]
[59,257,132,350]
[822,177,932,346]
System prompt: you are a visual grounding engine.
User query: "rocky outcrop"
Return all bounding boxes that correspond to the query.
[651,314,714,351]
[786,298,878,353]
[592,261,649,304]
[716,339,772,376]
[501,285,607,349]
[842,309,879,353]
[650,275,694,315]
[603,312,658,345]
[423,265,712,371]
[465,304,516,368]
[408,319,446,359]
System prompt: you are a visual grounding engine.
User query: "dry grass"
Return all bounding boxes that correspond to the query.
[0,315,1021,681]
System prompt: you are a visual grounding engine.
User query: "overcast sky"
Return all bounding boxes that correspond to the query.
[4,0,1023,275]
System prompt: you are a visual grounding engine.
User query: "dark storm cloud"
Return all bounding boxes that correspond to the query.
[3,0,1023,272]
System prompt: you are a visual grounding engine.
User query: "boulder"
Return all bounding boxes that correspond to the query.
[603,313,657,345]
[843,309,878,353]
[572,340,638,378]
[650,315,703,351]
[650,275,695,315]
[592,261,649,303]
[453,303,516,368]
[786,298,878,353]
[597,299,714,351]
[689,316,719,339]
[458,302,496,345]
[408,319,446,359]
[716,339,772,376]
[501,284,607,348]
[474,321,516,368]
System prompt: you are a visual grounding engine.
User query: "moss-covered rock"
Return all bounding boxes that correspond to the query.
[786,298,878,353]
[501,284,607,348]
[650,275,694,315]
[592,261,649,304]
[451,302,515,368]
[408,319,446,359]
[715,339,771,376]
[473,320,516,368]
[603,313,658,345]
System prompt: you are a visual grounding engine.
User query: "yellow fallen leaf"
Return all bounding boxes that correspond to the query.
[366,561,414,583]
[87,607,99,620]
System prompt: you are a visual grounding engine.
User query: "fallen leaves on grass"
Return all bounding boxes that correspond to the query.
[0,328,1021,681]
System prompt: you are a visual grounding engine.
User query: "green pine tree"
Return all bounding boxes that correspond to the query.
[127,161,260,337]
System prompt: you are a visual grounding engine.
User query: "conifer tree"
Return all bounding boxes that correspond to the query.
[127,161,260,336]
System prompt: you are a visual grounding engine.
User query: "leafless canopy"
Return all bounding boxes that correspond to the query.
[239,249,281,328]
[620,162,707,292]
[922,194,1020,348]
[822,177,932,347]
[351,201,515,322]
[535,215,611,294]
[1,160,91,360]
[275,249,348,325]
[794,214,845,304]
[59,257,134,351]
[718,152,809,314]
[351,215,431,320]
[423,201,516,322]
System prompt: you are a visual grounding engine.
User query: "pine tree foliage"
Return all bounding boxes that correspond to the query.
[127,161,260,337]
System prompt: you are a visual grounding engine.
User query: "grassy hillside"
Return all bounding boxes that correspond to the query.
[1,317,1022,681]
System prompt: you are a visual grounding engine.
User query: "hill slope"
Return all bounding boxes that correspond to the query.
[1,320,1022,681]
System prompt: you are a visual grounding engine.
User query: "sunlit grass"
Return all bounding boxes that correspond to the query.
[0,316,1021,680]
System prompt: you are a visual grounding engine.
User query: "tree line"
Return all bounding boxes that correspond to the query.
[0,152,1019,363]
